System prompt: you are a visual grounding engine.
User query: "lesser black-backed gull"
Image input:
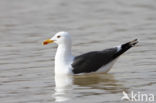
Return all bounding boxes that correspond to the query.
[43,32,138,75]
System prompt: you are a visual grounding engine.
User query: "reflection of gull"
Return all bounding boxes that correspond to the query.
[121,91,130,101]
[53,74,73,102]
[74,73,126,94]
[55,74,73,88]
[43,32,138,75]
[53,73,127,102]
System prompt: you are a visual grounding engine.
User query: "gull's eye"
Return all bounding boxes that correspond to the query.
[57,35,61,38]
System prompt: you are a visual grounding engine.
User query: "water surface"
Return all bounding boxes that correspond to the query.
[0,0,156,103]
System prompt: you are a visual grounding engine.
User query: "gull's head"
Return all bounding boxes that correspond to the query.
[43,31,72,46]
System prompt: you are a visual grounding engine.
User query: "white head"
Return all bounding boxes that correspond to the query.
[43,31,72,46]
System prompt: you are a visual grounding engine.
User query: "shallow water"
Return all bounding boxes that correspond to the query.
[0,0,156,103]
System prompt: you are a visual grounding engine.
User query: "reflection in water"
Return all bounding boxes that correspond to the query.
[53,74,73,102]
[74,73,127,94]
[53,73,127,102]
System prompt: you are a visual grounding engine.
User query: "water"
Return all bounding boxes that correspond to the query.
[0,0,156,103]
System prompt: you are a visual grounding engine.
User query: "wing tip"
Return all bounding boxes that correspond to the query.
[129,39,138,47]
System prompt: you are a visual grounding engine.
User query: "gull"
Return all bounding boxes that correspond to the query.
[43,31,138,75]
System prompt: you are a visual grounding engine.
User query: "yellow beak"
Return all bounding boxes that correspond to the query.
[43,39,54,45]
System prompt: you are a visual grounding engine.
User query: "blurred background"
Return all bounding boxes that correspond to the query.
[0,0,156,103]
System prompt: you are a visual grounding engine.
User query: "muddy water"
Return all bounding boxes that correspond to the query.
[0,0,156,103]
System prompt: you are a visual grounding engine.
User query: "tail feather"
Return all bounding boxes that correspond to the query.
[114,39,138,58]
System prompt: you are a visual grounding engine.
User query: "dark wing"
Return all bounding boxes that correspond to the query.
[72,39,138,74]
[72,48,118,74]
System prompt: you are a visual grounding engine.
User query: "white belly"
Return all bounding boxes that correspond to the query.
[96,59,118,73]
